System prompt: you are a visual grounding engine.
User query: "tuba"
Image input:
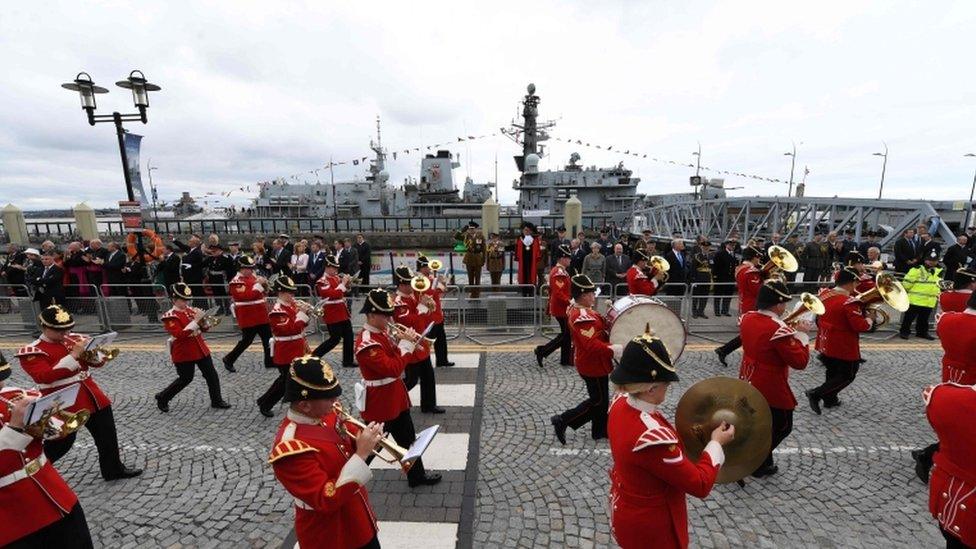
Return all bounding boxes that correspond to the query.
[761,245,799,279]
[854,272,910,327]
[648,255,671,282]
[782,292,826,326]
[333,402,417,473]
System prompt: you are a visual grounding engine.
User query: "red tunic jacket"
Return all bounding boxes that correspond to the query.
[162,306,210,363]
[422,275,446,325]
[567,305,613,377]
[355,326,411,423]
[940,290,971,314]
[936,310,976,385]
[516,234,541,284]
[394,290,433,363]
[738,310,810,410]
[735,263,763,313]
[925,383,976,547]
[229,272,270,329]
[16,334,111,413]
[269,300,310,367]
[315,274,351,325]
[270,409,377,549]
[626,265,658,296]
[547,266,571,318]
[815,288,872,362]
[0,387,80,546]
[608,395,724,549]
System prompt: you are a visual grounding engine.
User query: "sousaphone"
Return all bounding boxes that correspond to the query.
[675,377,772,483]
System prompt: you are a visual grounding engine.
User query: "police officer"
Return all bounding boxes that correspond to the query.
[900,247,944,340]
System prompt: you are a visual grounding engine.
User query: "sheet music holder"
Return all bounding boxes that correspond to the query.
[402,425,439,466]
[25,384,80,425]
[84,331,118,352]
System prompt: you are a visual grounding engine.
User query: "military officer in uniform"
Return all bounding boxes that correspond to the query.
[223,256,274,373]
[155,283,231,412]
[534,245,573,367]
[312,256,355,368]
[16,305,142,481]
[1,354,95,548]
[486,232,506,288]
[268,355,384,549]
[258,276,311,418]
[462,222,486,298]
[355,289,442,488]
[714,246,764,366]
[608,334,735,549]
[551,275,623,444]
[626,249,664,296]
[738,280,812,477]
[939,267,976,313]
[691,241,714,318]
[203,242,234,315]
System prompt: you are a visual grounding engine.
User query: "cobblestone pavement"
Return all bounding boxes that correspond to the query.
[474,347,945,548]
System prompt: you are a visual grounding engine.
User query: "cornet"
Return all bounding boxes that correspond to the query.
[388,322,435,351]
[0,389,90,440]
[782,292,825,326]
[295,300,325,318]
[411,275,431,293]
[428,259,443,272]
[193,307,222,330]
[333,402,417,473]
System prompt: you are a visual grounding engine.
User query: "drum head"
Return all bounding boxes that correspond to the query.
[608,301,686,362]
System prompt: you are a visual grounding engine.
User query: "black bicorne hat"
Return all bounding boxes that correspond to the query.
[169,282,194,301]
[836,266,860,285]
[571,274,597,299]
[610,331,679,385]
[0,351,10,382]
[394,265,414,284]
[954,267,976,287]
[742,246,763,261]
[553,244,572,260]
[325,255,340,269]
[633,249,650,262]
[416,255,430,270]
[283,355,342,403]
[756,279,792,310]
[272,275,298,293]
[39,305,75,330]
[237,255,257,269]
[360,288,395,315]
[845,251,865,265]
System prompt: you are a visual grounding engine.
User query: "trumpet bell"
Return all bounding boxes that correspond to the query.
[429,259,443,271]
[767,245,799,273]
[649,255,670,273]
[411,275,431,293]
[876,273,910,312]
[800,292,825,315]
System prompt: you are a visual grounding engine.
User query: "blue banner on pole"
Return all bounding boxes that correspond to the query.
[123,133,150,210]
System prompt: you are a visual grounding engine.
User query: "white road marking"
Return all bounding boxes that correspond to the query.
[409,383,476,407]
[377,521,458,549]
[446,353,480,368]
[548,445,922,456]
[373,433,470,471]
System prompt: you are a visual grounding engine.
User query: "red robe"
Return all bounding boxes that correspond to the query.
[0,387,80,546]
[815,288,873,362]
[547,265,571,318]
[738,310,810,410]
[354,325,412,423]
[515,234,541,285]
[229,272,270,329]
[161,306,211,363]
[269,300,310,367]
[940,290,971,314]
[936,310,976,384]
[269,409,377,549]
[626,265,658,296]
[567,305,613,378]
[16,334,111,414]
[735,263,763,313]
[608,395,724,549]
[315,274,351,325]
[925,383,976,548]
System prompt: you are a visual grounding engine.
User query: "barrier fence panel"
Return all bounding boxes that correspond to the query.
[462,284,538,345]
[0,285,36,334]
[62,284,107,333]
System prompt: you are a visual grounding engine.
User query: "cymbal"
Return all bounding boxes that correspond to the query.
[674,377,772,484]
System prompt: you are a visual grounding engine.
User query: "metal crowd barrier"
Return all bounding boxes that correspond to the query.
[462,284,538,345]
[0,285,37,335]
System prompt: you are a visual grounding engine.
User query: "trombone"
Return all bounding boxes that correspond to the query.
[0,390,90,440]
[333,402,417,473]
[853,272,910,327]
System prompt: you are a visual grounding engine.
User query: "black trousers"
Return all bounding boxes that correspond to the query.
[224,323,273,369]
[372,409,428,485]
[538,317,573,365]
[313,320,354,366]
[429,322,450,366]
[715,335,742,357]
[359,267,370,287]
[760,407,793,469]
[900,304,934,336]
[188,281,208,309]
[7,502,93,549]
[518,264,534,296]
[808,354,860,405]
[157,355,224,405]
[558,375,609,438]
[713,281,734,315]
[489,271,503,287]
[692,281,711,316]
[404,357,437,411]
[943,528,970,549]
[257,364,289,411]
[358,534,381,549]
[209,280,230,314]
[44,406,126,480]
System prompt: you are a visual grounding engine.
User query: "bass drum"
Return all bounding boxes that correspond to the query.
[606,295,687,362]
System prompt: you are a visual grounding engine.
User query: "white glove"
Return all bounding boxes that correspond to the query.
[611,344,624,361]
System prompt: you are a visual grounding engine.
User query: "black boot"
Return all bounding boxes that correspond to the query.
[551,415,567,445]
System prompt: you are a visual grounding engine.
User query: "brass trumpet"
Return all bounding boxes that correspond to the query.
[388,322,435,349]
[333,402,416,473]
[782,292,825,326]
[81,347,120,364]
[295,299,325,318]
[194,308,222,330]
[0,390,91,440]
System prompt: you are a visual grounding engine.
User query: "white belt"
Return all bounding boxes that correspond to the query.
[319,299,345,305]
[274,334,304,342]
[36,371,89,390]
[362,377,397,387]
[0,455,47,488]
[294,497,313,510]
[235,299,266,306]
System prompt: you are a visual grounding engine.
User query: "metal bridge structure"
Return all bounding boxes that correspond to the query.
[635,196,969,248]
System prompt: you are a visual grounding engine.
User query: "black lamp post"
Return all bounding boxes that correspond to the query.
[784,143,797,197]
[62,70,161,261]
[965,153,976,228]
[873,142,888,199]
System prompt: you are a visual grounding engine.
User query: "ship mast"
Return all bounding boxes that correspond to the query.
[367,115,387,183]
[502,83,555,172]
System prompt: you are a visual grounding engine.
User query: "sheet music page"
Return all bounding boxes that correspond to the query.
[26,384,81,425]
[404,425,440,463]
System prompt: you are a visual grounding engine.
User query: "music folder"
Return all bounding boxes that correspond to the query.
[84,331,118,352]
[403,425,439,465]
[25,384,80,425]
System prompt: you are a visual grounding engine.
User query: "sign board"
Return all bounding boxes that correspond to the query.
[521,209,551,217]
[689,175,703,187]
[119,201,144,233]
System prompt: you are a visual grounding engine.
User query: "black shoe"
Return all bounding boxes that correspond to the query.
[437,361,455,367]
[699,314,709,319]
[154,394,169,413]
[692,313,700,319]
[408,473,443,488]
[342,363,358,369]
[104,466,143,481]
[211,400,232,409]
[823,399,841,409]
[422,407,446,414]
[899,333,910,340]
[912,449,932,484]
[715,349,728,367]
[751,464,779,478]
[918,334,935,341]
[257,400,274,418]
[535,347,544,368]
[222,357,237,373]
[551,415,567,446]
[805,389,822,415]
[592,432,608,441]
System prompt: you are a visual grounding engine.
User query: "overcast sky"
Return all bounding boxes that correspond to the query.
[2,1,976,212]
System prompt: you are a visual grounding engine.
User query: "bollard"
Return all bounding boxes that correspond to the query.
[564,195,582,237]
[482,196,500,237]
[1,204,30,245]
[74,202,99,241]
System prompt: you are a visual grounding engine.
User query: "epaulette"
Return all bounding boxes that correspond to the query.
[572,309,596,324]
[160,308,180,321]
[633,412,679,451]
[269,303,288,315]
[15,344,47,358]
[770,324,798,340]
[843,296,862,307]
[355,331,381,355]
[268,439,319,464]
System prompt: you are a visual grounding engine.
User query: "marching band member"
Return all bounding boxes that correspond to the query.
[223,256,274,372]
[608,334,735,549]
[312,256,356,368]
[258,276,311,418]
[154,283,231,413]
[833,250,874,294]
[269,355,384,549]
[356,289,442,488]
[625,249,663,296]
[417,255,454,367]
[714,246,764,366]
[912,290,976,484]
[551,275,623,444]
[16,305,142,480]
[1,354,94,547]
[939,267,976,313]
[393,266,443,414]
[534,245,573,368]
[739,280,812,477]
[805,267,872,415]
[922,381,976,549]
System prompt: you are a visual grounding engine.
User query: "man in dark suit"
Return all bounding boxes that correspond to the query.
[278,234,294,253]
[893,228,920,274]
[271,238,292,276]
[32,252,65,308]
[605,243,631,295]
[343,238,360,278]
[307,241,327,284]
[355,233,372,286]
[173,234,206,306]
[569,239,586,276]
[102,242,126,294]
[943,234,971,280]
[663,239,690,297]
[712,240,737,316]
[549,227,570,267]
[159,243,183,290]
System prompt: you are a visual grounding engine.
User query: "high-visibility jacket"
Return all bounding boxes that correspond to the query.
[902,265,943,308]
